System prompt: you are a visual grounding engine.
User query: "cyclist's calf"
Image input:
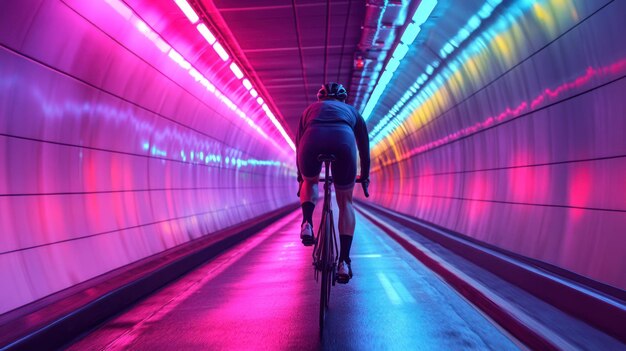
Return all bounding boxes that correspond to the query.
[300,177,320,204]
[335,187,355,236]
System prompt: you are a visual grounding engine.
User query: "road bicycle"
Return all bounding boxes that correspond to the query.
[310,154,368,333]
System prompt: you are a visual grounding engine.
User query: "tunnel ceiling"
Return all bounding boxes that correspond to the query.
[196,0,367,139]
[194,0,470,144]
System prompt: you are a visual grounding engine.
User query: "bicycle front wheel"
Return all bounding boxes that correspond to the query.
[319,211,332,331]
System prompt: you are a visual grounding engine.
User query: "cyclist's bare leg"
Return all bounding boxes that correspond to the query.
[299,177,319,245]
[300,176,319,205]
[335,187,355,235]
[335,186,355,281]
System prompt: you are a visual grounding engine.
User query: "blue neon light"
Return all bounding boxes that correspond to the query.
[412,0,438,25]
[386,57,401,73]
[401,22,422,46]
[361,0,438,121]
[368,0,507,144]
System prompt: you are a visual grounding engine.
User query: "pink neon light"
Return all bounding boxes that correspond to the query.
[376,59,626,170]
[115,0,291,152]
[135,20,170,53]
[100,0,290,153]
[256,96,264,105]
[189,67,203,82]
[262,104,296,151]
[135,20,150,35]
[213,42,229,61]
[197,23,216,45]
[242,79,252,90]
[105,0,132,20]
[168,49,191,69]
[173,0,199,23]
[154,37,171,53]
[230,62,243,79]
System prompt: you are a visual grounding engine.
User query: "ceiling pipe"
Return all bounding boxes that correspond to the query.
[348,0,409,111]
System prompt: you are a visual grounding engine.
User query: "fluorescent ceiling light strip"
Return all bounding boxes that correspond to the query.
[256,97,264,105]
[154,37,171,53]
[393,43,409,60]
[230,62,243,79]
[189,67,203,81]
[361,0,438,120]
[104,0,281,151]
[169,0,295,152]
[135,19,171,52]
[135,19,150,34]
[168,49,191,69]
[197,23,216,44]
[174,0,199,23]
[401,22,421,45]
[412,0,437,25]
[105,0,132,20]
[386,58,400,73]
[262,104,296,151]
[242,79,252,90]
[370,0,506,146]
[212,42,229,61]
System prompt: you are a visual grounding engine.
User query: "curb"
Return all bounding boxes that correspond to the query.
[357,205,572,351]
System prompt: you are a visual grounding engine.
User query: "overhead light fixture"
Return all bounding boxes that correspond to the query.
[167,0,294,151]
[135,19,170,52]
[101,0,298,152]
[197,23,216,44]
[168,49,191,69]
[262,104,295,151]
[242,79,252,90]
[230,62,243,79]
[392,43,409,60]
[105,0,132,20]
[400,22,421,46]
[173,0,199,23]
[361,0,438,121]
[412,0,437,25]
[386,57,400,73]
[369,0,507,146]
[212,42,229,61]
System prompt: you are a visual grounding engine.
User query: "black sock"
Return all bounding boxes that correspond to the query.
[339,235,353,263]
[301,202,315,226]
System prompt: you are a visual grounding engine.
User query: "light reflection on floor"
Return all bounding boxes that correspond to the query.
[67,208,519,350]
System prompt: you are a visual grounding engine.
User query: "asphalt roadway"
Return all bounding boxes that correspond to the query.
[67,207,520,350]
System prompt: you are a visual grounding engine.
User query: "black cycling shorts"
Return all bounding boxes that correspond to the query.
[297,123,357,190]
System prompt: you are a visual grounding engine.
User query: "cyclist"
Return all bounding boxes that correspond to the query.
[296,82,370,284]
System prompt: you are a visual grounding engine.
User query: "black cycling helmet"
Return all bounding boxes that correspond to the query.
[317,82,348,102]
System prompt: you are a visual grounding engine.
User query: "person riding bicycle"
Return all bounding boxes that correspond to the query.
[296,82,370,284]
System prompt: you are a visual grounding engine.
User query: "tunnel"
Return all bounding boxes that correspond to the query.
[1,0,625,349]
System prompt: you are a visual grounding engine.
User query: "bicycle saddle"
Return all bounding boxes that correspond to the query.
[317,154,336,162]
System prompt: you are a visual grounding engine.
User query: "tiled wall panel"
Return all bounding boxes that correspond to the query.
[0,0,295,314]
[369,0,626,290]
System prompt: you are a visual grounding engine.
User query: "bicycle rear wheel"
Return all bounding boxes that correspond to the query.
[319,211,332,331]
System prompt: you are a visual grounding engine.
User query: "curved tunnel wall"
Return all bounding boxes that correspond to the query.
[369,0,626,290]
[0,0,295,314]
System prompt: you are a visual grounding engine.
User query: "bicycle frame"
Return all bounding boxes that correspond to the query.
[312,156,339,332]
